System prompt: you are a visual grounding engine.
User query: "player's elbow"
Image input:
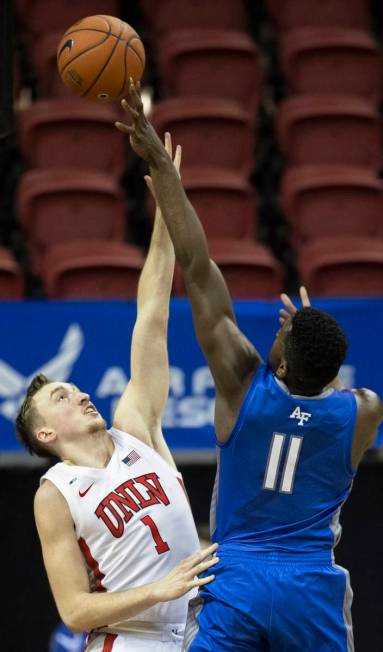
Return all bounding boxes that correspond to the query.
[61,600,90,634]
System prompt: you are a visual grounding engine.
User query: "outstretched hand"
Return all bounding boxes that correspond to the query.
[279,286,311,326]
[115,79,168,166]
[144,132,181,199]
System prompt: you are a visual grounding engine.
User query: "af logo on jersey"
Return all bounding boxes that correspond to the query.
[289,406,311,426]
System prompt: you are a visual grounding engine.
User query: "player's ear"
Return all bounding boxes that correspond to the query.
[275,360,288,380]
[36,428,56,446]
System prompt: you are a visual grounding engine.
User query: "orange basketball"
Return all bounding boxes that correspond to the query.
[57,15,145,102]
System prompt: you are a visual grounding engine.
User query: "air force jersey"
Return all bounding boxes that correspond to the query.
[211,363,357,553]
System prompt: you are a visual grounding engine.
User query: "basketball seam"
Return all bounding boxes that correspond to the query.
[81,16,124,98]
[59,24,112,77]
[118,45,128,99]
[126,37,144,67]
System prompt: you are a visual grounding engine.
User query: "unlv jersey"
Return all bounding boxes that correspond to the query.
[41,427,200,627]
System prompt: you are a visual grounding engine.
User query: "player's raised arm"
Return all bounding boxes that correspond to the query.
[115,82,261,414]
[113,134,178,464]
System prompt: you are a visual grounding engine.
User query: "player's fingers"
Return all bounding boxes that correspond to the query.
[300,286,311,307]
[115,121,134,135]
[164,132,172,159]
[184,543,218,568]
[279,309,290,320]
[279,317,284,326]
[280,293,297,315]
[144,175,156,198]
[191,574,216,587]
[192,557,220,576]
[121,99,139,119]
[173,144,182,175]
[129,78,143,110]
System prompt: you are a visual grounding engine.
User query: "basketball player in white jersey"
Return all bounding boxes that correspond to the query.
[16,135,219,652]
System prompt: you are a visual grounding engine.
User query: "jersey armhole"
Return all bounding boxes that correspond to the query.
[217,362,267,449]
[40,473,79,527]
[343,391,358,476]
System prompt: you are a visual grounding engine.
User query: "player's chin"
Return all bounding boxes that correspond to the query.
[87,414,107,433]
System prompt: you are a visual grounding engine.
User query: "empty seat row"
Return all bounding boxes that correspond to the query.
[281,165,383,246]
[279,28,381,103]
[266,0,372,30]
[3,236,383,300]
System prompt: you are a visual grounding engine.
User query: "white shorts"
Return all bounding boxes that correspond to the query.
[85,623,185,652]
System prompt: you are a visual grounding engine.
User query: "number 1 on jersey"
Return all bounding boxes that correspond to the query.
[141,515,170,554]
[263,433,303,494]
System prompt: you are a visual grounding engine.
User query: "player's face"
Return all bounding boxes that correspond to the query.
[268,318,292,373]
[33,381,106,443]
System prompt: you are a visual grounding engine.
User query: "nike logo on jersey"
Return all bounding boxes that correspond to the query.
[79,482,95,497]
[289,406,311,426]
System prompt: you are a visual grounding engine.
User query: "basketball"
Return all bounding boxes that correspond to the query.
[57,15,145,102]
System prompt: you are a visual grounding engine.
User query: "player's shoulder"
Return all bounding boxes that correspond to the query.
[34,478,67,515]
[353,388,383,422]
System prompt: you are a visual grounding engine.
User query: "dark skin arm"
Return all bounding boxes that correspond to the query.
[116,81,261,442]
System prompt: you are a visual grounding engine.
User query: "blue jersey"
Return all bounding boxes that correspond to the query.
[211,363,357,553]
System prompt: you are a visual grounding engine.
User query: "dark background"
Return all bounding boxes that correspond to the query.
[2,457,383,652]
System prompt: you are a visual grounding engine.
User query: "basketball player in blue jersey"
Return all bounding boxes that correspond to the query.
[117,81,383,652]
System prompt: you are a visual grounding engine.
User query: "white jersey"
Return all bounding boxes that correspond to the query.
[41,427,200,630]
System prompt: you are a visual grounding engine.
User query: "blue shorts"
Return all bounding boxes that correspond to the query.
[183,548,354,652]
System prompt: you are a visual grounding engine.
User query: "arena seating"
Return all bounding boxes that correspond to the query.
[16,0,120,40]
[17,169,125,271]
[177,168,257,240]
[280,28,381,103]
[281,165,383,246]
[43,240,144,299]
[298,237,383,296]
[152,98,255,175]
[0,248,24,299]
[18,98,125,176]
[174,239,283,299]
[265,0,372,30]
[157,30,262,118]
[140,0,250,37]
[277,94,381,169]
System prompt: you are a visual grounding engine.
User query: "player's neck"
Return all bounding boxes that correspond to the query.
[62,429,114,468]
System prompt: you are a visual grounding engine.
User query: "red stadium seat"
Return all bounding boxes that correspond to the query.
[17,169,125,271]
[281,165,383,246]
[16,0,120,38]
[29,31,80,99]
[265,0,371,30]
[277,95,381,169]
[298,237,383,297]
[18,98,125,177]
[157,30,262,117]
[0,248,24,299]
[141,0,249,37]
[280,28,381,103]
[174,239,283,299]
[181,168,257,239]
[43,241,144,299]
[152,98,255,175]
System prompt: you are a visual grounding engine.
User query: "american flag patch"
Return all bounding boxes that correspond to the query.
[122,450,141,466]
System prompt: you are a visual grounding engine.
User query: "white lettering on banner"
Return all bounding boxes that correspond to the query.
[95,365,215,428]
[192,367,214,395]
[96,367,128,398]
[169,367,185,397]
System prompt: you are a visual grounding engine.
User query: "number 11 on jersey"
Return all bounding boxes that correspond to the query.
[263,433,303,494]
